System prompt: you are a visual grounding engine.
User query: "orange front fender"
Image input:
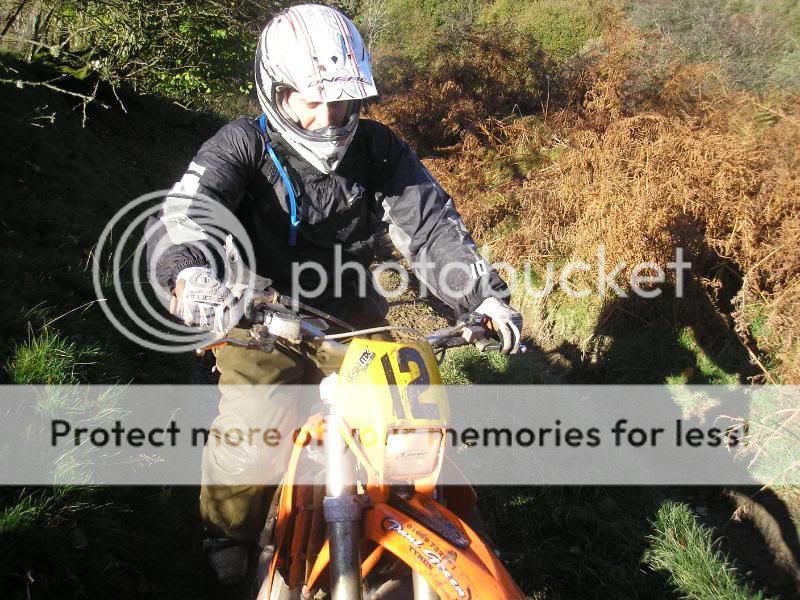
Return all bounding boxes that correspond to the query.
[364,498,524,600]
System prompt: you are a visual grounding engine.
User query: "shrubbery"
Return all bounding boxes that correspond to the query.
[630,0,800,91]
[1,0,274,107]
[479,0,612,62]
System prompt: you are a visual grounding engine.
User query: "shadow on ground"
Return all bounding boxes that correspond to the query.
[475,233,799,598]
[0,58,232,599]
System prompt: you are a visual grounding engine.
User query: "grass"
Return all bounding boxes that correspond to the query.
[0,58,222,599]
[477,486,672,598]
[4,327,101,384]
[443,283,784,598]
[665,327,739,386]
[439,345,547,385]
[0,487,93,534]
[742,301,789,379]
[0,53,219,385]
[0,486,210,599]
[646,500,773,600]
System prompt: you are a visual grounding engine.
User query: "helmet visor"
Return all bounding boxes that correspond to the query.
[274,85,360,145]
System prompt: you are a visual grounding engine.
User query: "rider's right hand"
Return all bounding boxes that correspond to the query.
[170,267,243,335]
[475,296,524,355]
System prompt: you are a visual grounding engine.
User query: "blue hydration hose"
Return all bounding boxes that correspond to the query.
[259,114,300,246]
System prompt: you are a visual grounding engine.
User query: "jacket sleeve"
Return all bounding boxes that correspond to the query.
[370,122,508,315]
[147,118,263,293]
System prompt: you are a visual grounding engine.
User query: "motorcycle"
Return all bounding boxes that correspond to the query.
[200,291,526,600]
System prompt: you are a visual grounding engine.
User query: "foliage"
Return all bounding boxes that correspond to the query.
[1,0,283,107]
[5,327,100,384]
[371,0,486,66]
[480,0,613,62]
[645,500,772,599]
[417,21,800,382]
[369,25,557,152]
[630,0,800,91]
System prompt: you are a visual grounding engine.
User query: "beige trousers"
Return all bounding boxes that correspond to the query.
[199,328,344,541]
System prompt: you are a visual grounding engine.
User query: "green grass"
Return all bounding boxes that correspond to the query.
[441,290,778,598]
[645,500,773,600]
[439,344,549,384]
[0,486,211,599]
[0,487,93,534]
[0,58,220,599]
[745,302,770,345]
[5,327,101,384]
[0,54,217,385]
[511,265,606,354]
[478,486,674,598]
[741,302,785,378]
[666,327,739,385]
[547,293,605,349]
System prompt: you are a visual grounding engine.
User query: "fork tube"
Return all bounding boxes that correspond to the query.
[323,394,362,600]
[412,570,440,600]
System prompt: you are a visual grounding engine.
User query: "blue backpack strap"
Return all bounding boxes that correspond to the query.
[258,114,300,246]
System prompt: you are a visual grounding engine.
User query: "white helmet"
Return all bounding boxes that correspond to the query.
[255,4,378,173]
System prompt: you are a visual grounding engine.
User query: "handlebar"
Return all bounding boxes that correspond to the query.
[196,293,526,357]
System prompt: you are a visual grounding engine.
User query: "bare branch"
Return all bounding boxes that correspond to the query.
[0,75,109,126]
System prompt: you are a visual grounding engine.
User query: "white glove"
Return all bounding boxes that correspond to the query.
[475,297,524,355]
[170,267,244,335]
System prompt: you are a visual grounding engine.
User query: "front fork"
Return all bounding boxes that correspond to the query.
[320,377,440,600]
[322,376,363,600]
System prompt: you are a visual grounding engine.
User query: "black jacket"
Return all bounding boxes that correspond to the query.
[149,117,507,318]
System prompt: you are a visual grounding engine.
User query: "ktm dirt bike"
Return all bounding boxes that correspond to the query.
[200,292,526,600]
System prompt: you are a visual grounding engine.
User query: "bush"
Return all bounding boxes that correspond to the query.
[629,0,800,91]
[371,0,485,67]
[369,26,557,152]
[479,0,615,62]
[1,0,276,107]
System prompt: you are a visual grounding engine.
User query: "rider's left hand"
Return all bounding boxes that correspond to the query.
[475,296,524,355]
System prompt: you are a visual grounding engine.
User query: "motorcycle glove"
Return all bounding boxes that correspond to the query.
[172,267,244,335]
[475,296,524,355]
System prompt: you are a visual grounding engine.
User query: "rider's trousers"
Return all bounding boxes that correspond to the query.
[200,280,389,542]
[199,327,345,542]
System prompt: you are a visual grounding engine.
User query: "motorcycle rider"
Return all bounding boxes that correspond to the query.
[149,3,523,583]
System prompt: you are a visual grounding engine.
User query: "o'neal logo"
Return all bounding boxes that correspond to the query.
[381,518,467,598]
[345,348,376,382]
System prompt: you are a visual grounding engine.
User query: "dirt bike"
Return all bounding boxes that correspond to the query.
[200,291,526,600]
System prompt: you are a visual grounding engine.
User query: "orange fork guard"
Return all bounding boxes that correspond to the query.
[298,494,524,599]
[259,416,524,600]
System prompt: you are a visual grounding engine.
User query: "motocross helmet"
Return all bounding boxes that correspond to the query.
[255,4,378,174]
